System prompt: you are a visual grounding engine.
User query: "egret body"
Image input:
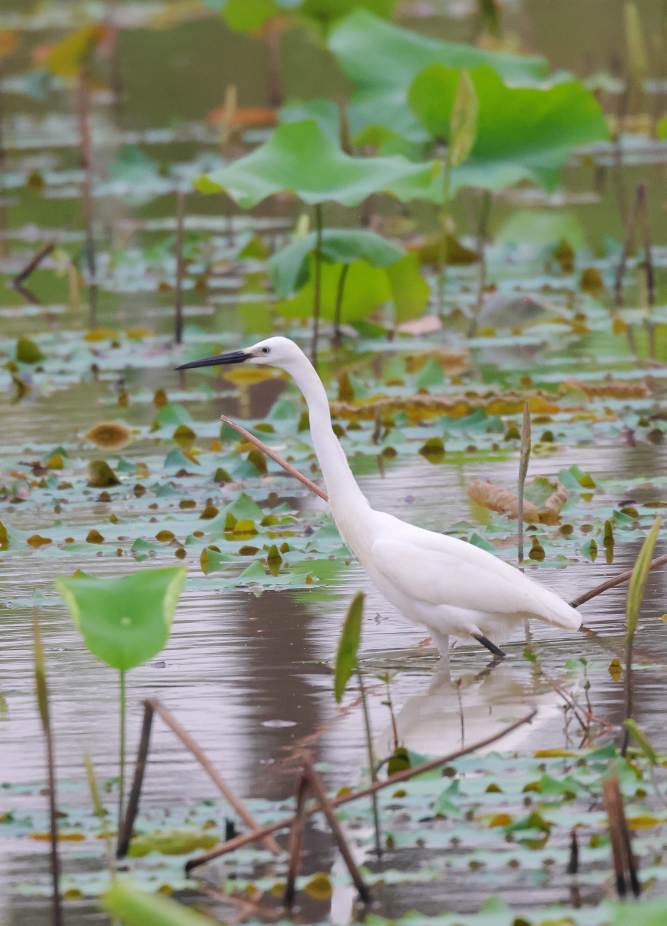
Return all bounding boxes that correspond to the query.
[177,337,581,659]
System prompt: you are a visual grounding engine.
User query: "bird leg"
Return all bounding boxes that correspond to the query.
[472,634,506,658]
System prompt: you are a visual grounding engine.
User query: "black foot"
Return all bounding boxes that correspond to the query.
[473,634,506,657]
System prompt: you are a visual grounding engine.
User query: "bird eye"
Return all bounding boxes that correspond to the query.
[261,347,270,354]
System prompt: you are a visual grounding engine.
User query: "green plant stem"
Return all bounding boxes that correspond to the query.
[78,68,97,328]
[621,632,633,757]
[467,190,492,338]
[33,613,64,926]
[174,189,185,344]
[357,663,382,858]
[332,262,350,348]
[119,669,126,832]
[312,202,323,369]
[437,155,451,315]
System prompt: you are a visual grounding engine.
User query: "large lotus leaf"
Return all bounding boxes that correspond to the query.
[279,98,341,144]
[328,10,547,139]
[385,252,430,322]
[267,228,403,298]
[194,120,437,207]
[297,0,396,36]
[409,64,609,194]
[55,567,187,672]
[105,882,214,926]
[276,258,391,321]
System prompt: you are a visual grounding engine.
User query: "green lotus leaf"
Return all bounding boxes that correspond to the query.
[55,567,187,671]
[279,98,341,144]
[267,228,403,298]
[194,120,437,207]
[408,64,609,194]
[334,591,364,702]
[328,10,547,139]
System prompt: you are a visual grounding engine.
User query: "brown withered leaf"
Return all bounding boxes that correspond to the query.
[86,460,121,488]
[85,422,132,450]
[468,479,540,522]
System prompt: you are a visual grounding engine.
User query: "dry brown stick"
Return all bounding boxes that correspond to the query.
[602,775,640,898]
[220,414,328,501]
[304,761,372,904]
[149,699,281,856]
[12,242,54,304]
[174,189,185,344]
[186,708,537,873]
[570,553,667,609]
[283,771,310,909]
[117,700,154,858]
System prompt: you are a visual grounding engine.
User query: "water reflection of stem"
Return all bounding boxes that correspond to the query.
[78,69,97,328]
[33,612,63,926]
[312,203,323,369]
[380,674,399,751]
[332,263,349,347]
[118,669,126,832]
[357,664,382,858]
[517,401,531,563]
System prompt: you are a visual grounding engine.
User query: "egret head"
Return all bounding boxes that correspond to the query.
[174,336,306,374]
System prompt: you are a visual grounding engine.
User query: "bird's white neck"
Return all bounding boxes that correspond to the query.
[286,356,371,535]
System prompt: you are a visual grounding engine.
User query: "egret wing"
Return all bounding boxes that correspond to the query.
[371,536,580,628]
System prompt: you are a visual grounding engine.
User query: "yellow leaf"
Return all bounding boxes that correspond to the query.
[304,874,332,901]
[534,749,577,758]
[626,815,662,829]
[489,814,512,827]
[233,519,257,535]
[613,316,628,335]
[46,25,106,78]
[46,454,65,469]
[0,30,19,60]
[84,327,118,342]
[608,657,622,682]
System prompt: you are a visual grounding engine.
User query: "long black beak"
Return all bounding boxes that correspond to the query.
[175,350,250,371]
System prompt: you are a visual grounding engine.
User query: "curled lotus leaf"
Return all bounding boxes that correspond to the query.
[56,567,187,671]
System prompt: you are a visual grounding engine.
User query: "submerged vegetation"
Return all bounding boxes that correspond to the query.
[4,0,667,924]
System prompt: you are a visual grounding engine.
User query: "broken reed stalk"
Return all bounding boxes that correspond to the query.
[283,771,309,909]
[84,751,116,879]
[602,774,640,898]
[174,189,185,344]
[357,664,382,857]
[621,515,661,756]
[78,69,97,328]
[117,698,281,858]
[186,708,537,872]
[220,414,328,501]
[303,761,372,904]
[33,613,64,926]
[312,203,323,370]
[517,400,531,563]
[12,242,54,304]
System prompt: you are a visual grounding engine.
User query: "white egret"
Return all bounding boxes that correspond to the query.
[177,336,581,659]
